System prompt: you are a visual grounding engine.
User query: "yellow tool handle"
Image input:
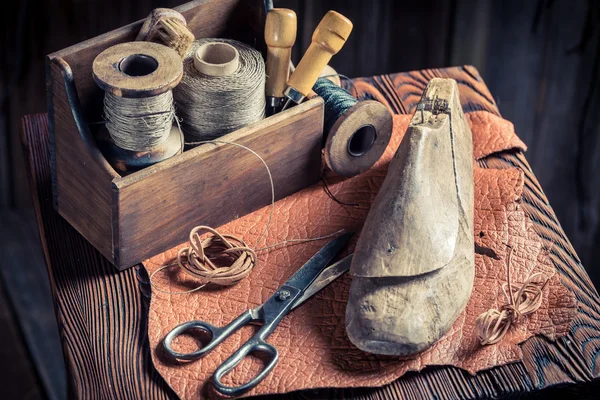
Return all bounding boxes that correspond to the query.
[287,10,352,98]
[265,8,297,98]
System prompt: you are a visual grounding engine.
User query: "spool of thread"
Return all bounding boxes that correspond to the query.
[313,78,393,177]
[174,39,266,142]
[136,8,195,57]
[92,41,184,173]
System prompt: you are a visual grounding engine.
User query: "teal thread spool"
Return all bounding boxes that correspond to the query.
[313,78,393,177]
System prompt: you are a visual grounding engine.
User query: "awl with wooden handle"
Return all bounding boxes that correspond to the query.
[265,8,297,115]
[281,10,353,111]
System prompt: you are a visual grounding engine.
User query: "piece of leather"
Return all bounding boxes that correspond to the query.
[144,112,576,399]
[466,111,527,160]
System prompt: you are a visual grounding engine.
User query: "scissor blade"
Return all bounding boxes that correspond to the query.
[291,254,352,310]
[284,232,353,293]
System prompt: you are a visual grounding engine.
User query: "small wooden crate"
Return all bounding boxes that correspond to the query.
[46,0,324,270]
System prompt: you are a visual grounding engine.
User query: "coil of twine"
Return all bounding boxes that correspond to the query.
[174,38,266,141]
[177,226,256,286]
[104,91,175,151]
[475,245,549,345]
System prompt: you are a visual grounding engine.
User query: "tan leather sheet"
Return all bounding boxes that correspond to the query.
[144,111,576,399]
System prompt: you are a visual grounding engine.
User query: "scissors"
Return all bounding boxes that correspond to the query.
[163,232,353,396]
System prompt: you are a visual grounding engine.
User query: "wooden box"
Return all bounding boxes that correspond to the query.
[46,0,324,270]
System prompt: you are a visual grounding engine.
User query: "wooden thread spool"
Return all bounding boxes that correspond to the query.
[314,78,393,177]
[136,8,194,57]
[193,42,240,76]
[92,42,184,173]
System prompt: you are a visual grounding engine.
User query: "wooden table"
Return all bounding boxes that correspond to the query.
[22,66,600,399]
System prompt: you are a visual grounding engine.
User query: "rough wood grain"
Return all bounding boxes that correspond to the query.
[23,67,600,399]
[0,274,45,400]
[0,210,66,400]
[22,114,177,399]
[50,59,116,262]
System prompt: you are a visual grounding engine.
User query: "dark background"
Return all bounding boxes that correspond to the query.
[1,0,599,398]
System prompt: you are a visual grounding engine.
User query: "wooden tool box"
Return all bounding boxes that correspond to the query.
[46,0,324,270]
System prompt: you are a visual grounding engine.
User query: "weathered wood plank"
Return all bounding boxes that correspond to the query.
[0,209,66,400]
[0,276,45,399]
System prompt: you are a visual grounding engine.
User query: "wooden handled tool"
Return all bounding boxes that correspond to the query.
[265,8,297,114]
[281,10,353,110]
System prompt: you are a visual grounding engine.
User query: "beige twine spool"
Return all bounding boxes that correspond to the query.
[174,38,266,141]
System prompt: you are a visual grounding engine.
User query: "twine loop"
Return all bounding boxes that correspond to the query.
[476,245,549,345]
[177,226,257,286]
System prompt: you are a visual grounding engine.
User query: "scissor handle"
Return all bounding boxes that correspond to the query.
[163,311,254,361]
[213,338,279,397]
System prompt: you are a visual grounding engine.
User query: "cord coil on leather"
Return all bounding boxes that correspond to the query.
[177,226,256,286]
[475,245,549,345]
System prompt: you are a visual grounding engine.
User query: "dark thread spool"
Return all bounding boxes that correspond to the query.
[313,77,393,177]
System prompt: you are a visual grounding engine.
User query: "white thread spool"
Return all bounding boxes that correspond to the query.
[174,39,266,142]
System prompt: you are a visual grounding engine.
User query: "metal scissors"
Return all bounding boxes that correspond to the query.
[163,232,353,397]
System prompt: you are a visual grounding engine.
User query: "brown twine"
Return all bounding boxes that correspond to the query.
[475,245,549,346]
[177,226,256,286]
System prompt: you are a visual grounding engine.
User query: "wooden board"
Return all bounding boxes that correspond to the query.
[0,278,45,399]
[0,210,66,400]
[22,67,600,398]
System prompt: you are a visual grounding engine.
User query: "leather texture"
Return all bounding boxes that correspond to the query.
[144,111,576,399]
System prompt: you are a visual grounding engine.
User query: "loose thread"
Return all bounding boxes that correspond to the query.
[149,17,194,57]
[321,176,359,207]
[475,244,549,346]
[149,134,346,295]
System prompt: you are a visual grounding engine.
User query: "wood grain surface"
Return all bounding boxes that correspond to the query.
[22,66,600,399]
